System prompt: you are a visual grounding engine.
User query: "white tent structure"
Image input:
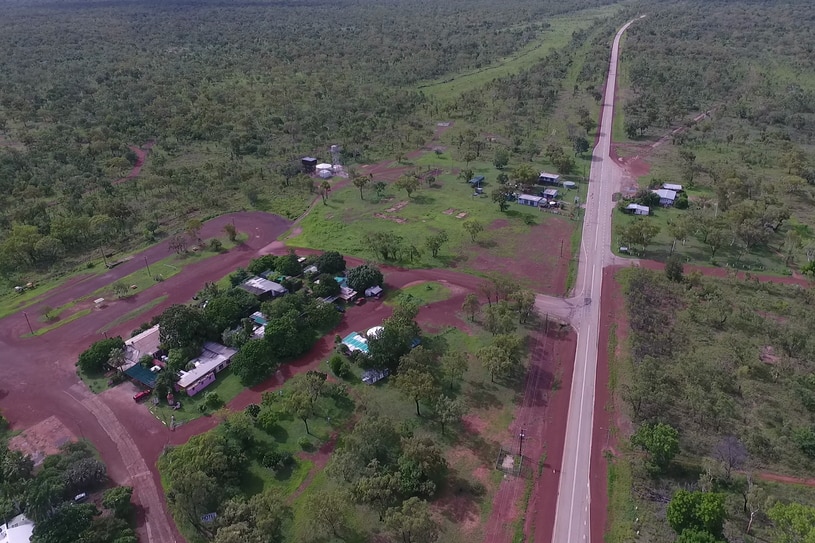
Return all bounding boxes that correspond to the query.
[366,326,384,339]
[317,169,332,179]
[316,163,333,171]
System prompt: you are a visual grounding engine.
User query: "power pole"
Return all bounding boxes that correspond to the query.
[518,428,526,457]
[23,312,34,335]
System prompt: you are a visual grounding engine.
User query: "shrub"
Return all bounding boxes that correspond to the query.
[204,391,224,410]
[329,354,351,378]
[261,451,295,472]
[245,404,261,418]
[298,436,314,451]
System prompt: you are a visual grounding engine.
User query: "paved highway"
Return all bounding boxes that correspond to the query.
[550,17,642,543]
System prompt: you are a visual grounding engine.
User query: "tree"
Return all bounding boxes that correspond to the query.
[461,293,480,321]
[675,529,722,543]
[493,148,509,169]
[767,502,815,543]
[320,181,332,204]
[441,351,468,389]
[159,304,209,355]
[631,422,680,470]
[186,219,203,244]
[229,267,250,287]
[223,223,237,242]
[492,187,513,212]
[276,251,304,277]
[482,301,517,335]
[353,175,369,199]
[247,254,278,276]
[364,231,404,261]
[77,337,125,374]
[713,436,747,480]
[477,345,512,383]
[32,502,97,543]
[394,368,438,417]
[214,489,289,543]
[312,273,341,298]
[572,136,590,156]
[284,388,315,434]
[102,486,133,518]
[705,228,728,259]
[314,251,347,274]
[107,347,127,375]
[667,490,726,538]
[511,164,538,187]
[434,396,466,435]
[384,497,440,543]
[509,289,536,323]
[463,219,484,242]
[665,255,684,282]
[231,339,278,386]
[424,231,448,258]
[306,489,352,540]
[346,263,384,292]
[395,175,420,198]
[374,181,387,198]
[81,516,138,543]
[111,280,128,298]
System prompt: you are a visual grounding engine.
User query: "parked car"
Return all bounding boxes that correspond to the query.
[334,304,346,313]
[133,390,152,402]
[74,493,87,503]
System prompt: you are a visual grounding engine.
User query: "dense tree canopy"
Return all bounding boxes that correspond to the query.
[76,337,124,374]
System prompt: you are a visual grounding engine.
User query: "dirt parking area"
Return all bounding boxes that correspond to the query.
[8,415,78,465]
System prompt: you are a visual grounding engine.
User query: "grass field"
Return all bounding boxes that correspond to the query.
[418,5,620,101]
[97,296,168,334]
[384,281,452,307]
[149,369,246,425]
[290,154,583,278]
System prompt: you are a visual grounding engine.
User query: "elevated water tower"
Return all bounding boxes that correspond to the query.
[330,144,341,168]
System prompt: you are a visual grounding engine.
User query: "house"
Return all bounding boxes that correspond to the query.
[662,183,683,192]
[468,175,485,187]
[517,194,544,207]
[301,157,318,173]
[652,189,678,206]
[338,285,357,302]
[541,188,559,199]
[0,513,34,543]
[124,363,160,390]
[239,276,288,299]
[365,285,383,298]
[123,324,161,368]
[176,342,238,397]
[303,264,318,276]
[625,203,650,216]
[539,172,561,185]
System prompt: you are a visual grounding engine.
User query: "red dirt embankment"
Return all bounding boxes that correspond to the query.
[113,140,155,185]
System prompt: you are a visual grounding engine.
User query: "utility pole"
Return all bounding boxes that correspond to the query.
[23,312,34,335]
[144,256,152,278]
[100,247,109,268]
[518,428,526,457]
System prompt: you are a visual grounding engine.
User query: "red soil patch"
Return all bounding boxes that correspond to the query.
[466,217,573,296]
[462,413,487,435]
[288,434,339,503]
[589,265,629,543]
[113,140,155,186]
[484,325,578,543]
[488,219,510,230]
[8,416,78,466]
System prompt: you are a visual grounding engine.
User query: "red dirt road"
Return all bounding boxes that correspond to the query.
[0,211,293,543]
[113,141,155,186]
[483,324,577,542]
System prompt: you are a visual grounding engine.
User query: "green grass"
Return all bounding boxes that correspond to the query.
[611,33,630,143]
[77,368,113,394]
[27,308,92,337]
[418,5,620,101]
[97,296,168,334]
[384,281,452,307]
[605,455,636,543]
[289,158,573,270]
[565,214,584,295]
[149,370,246,425]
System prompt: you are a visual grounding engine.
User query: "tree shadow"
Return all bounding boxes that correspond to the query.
[477,239,497,249]
[436,254,468,268]
[465,380,502,409]
[412,194,435,205]
[268,425,289,443]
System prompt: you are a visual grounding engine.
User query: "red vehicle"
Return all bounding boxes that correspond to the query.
[133,390,152,402]
[355,297,366,306]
